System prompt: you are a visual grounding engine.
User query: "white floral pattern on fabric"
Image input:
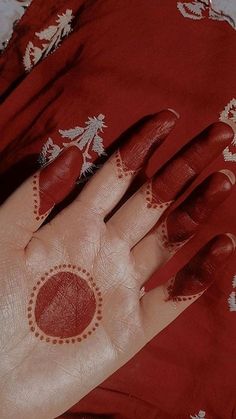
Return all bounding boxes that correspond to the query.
[190,410,206,419]
[39,114,107,178]
[177,0,236,30]
[228,275,236,312]
[0,0,31,51]
[220,99,236,162]
[23,9,74,71]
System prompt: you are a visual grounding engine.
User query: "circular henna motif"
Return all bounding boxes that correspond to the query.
[27,265,103,344]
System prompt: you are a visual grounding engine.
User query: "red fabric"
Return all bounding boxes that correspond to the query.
[1,1,236,417]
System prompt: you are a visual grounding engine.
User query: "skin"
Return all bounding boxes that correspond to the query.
[0,110,235,419]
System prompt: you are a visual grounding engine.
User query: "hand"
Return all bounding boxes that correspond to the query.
[0,110,235,419]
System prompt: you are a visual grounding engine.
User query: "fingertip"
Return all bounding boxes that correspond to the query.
[207,121,234,145]
[225,233,236,251]
[207,233,236,259]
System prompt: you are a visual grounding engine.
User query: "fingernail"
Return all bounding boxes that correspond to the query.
[119,109,178,173]
[225,233,236,250]
[219,169,236,185]
[167,234,235,301]
[37,145,82,216]
[167,108,180,119]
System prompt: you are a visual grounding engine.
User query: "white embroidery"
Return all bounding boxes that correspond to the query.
[177,0,236,30]
[39,138,62,165]
[23,9,74,71]
[0,0,31,50]
[228,275,236,312]
[39,114,107,178]
[177,1,207,20]
[190,410,206,419]
[220,99,236,162]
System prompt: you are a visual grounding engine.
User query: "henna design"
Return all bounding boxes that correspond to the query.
[156,219,192,255]
[115,149,136,179]
[155,170,235,256]
[166,276,202,303]
[116,110,179,179]
[145,180,173,210]
[32,174,51,221]
[27,265,103,344]
[166,234,236,303]
[33,145,83,221]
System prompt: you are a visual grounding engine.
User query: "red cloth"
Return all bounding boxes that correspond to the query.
[1,1,236,418]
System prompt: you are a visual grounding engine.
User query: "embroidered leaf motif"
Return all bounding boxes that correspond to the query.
[23,42,42,72]
[39,115,107,181]
[190,410,206,419]
[23,9,74,71]
[227,274,236,312]
[177,1,206,20]
[92,134,106,156]
[177,0,236,29]
[81,161,96,176]
[39,137,62,165]
[220,99,236,162]
[36,25,58,41]
[59,126,84,141]
[228,292,236,312]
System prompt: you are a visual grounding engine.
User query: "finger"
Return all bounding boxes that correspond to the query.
[108,122,234,247]
[133,169,235,285]
[1,146,82,248]
[76,110,179,216]
[140,234,236,342]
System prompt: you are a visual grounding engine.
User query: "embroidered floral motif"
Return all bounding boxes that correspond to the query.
[0,0,31,51]
[39,114,107,178]
[220,99,236,162]
[228,275,236,312]
[190,410,206,419]
[23,9,74,71]
[177,0,236,30]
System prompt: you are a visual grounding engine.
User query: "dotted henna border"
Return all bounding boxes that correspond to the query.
[157,220,193,255]
[167,277,202,302]
[145,181,173,210]
[32,174,51,222]
[27,264,103,344]
[115,150,136,179]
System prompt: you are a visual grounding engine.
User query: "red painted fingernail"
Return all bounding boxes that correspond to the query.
[119,109,179,173]
[168,234,236,301]
[38,146,83,215]
[166,170,234,243]
[151,122,234,203]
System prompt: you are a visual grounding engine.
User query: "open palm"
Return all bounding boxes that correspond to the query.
[0,110,235,419]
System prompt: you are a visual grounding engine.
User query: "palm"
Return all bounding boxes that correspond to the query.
[1,204,144,419]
